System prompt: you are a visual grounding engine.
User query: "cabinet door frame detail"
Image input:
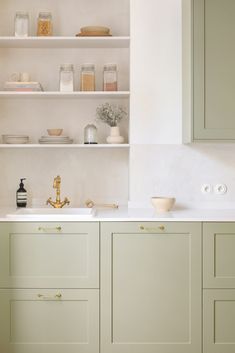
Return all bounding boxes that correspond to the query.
[203,222,235,288]
[0,222,99,288]
[101,221,202,353]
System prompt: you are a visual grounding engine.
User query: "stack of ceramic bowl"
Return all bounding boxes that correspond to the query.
[2,135,29,144]
[39,129,73,144]
[39,136,73,144]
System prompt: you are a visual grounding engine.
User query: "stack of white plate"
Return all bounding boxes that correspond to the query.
[2,135,29,144]
[39,136,73,144]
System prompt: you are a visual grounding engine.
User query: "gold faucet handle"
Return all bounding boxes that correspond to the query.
[53,175,61,188]
[46,197,52,205]
[64,197,70,205]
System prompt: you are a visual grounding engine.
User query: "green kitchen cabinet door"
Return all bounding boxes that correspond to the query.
[203,223,235,288]
[204,290,235,353]
[0,289,99,353]
[193,0,235,140]
[0,222,99,288]
[101,222,202,353]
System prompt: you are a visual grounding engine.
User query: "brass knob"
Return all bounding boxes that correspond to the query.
[140,225,145,230]
[159,225,165,231]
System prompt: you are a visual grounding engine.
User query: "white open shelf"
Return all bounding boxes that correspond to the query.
[0,144,130,149]
[0,91,130,99]
[0,36,130,49]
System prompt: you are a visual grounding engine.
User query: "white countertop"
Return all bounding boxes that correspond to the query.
[1,207,235,222]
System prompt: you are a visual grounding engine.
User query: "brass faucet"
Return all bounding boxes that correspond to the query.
[46,176,70,208]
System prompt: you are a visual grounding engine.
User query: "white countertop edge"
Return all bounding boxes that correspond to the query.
[1,206,235,222]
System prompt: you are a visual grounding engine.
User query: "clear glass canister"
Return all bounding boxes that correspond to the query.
[103,64,118,91]
[37,12,53,36]
[84,124,98,144]
[14,12,29,37]
[59,64,74,92]
[80,64,95,91]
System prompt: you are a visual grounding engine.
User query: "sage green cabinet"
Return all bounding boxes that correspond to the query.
[0,222,99,289]
[0,222,100,353]
[203,222,235,353]
[101,222,202,353]
[193,0,235,140]
[0,289,99,353]
[203,223,235,288]
[204,290,235,353]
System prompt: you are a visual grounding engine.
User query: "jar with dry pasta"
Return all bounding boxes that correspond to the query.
[80,64,95,91]
[37,12,53,36]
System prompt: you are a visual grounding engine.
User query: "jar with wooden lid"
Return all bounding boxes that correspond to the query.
[103,64,118,91]
[37,12,53,36]
[80,64,95,91]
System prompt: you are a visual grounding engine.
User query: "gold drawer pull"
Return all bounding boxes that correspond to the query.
[38,226,62,232]
[139,225,165,232]
[37,293,62,300]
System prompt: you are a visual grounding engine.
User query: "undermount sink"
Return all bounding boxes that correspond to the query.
[7,208,95,219]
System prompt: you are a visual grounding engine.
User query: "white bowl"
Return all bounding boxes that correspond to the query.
[151,197,176,213]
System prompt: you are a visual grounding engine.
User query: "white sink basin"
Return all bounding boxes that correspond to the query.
[7,208,95,219]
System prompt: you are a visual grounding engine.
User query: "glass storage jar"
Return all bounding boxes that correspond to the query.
[59,64,74,92]
[37,12,53,36]
[84,124,98,144]
[14,12,29,37]
[103,64,118,91]
[80,64,95,91]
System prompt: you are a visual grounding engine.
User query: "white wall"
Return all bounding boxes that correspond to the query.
[130,0,182,144]
[0,0,130,208]
[129,0,235,207]
[1,0,235,209]
[0,148,129,207]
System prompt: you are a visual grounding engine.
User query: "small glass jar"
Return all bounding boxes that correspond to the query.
[80,64,95,91]
[14,12,29,37]
[59,64,74,92]
[84,124,98,144]
[103,64,118,91]
[37,12,53,36]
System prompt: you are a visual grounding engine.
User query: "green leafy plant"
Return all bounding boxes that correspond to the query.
[96,103,127,127]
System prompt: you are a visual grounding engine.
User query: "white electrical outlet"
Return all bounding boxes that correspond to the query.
[201,184,212,194]
[214,184,227,195]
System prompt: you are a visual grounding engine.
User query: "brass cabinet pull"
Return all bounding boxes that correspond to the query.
[139,225,165,232]
[38,226,62,232]
[37,293,62,300]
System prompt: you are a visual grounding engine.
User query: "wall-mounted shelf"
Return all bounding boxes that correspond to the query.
[0,91,130,99]
[0,144,130,149]
[0,36,130,49]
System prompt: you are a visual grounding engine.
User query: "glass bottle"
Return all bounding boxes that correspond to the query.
[84,124,98,144]
[59,64,74,92]
[37,12,53,36]
[103,64,118,91]
[80,64,95,91]
[14,12,29,37]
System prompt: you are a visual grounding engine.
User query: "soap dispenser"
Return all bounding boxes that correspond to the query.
[16,178,27,208]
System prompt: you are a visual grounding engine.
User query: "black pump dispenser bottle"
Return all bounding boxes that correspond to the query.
[16,178,27,208]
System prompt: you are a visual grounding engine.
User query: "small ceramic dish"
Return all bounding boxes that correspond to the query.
[151,197,176,213]
[47,129,63,136]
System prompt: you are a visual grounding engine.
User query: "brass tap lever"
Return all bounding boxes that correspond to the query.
[46,176,70,208]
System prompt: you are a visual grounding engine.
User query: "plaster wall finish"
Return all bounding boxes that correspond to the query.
[0,0,234,207]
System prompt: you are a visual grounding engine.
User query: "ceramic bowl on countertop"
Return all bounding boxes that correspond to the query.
[151,197,176,213]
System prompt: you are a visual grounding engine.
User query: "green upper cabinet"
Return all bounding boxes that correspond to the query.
[193,0,235,140]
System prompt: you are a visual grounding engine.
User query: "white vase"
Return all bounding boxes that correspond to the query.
[106,126,124,144]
